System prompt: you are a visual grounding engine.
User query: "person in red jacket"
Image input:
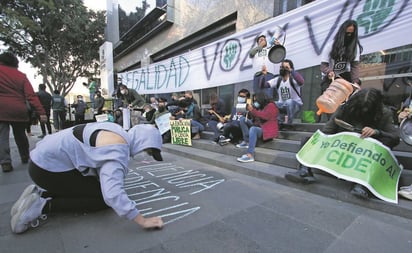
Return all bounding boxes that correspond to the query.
[0,52,46,172]
[236,92,279,162]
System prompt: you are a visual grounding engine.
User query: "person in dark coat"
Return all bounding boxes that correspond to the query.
[36,83,53,138]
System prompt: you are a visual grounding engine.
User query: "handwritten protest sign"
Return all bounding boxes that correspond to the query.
[155,112,171,135]
[296,130,403,203]
[170,119,192,146]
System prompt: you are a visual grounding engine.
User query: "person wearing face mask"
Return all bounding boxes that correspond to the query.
[93,90,105,115]
[236,92,278,162]
[219,89,251,144]
[264,59,304,125]
[118,84,145,109]
[71,95,88,125]
[317,19,363,122]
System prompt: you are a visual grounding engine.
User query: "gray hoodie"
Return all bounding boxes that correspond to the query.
[30,122,163,220]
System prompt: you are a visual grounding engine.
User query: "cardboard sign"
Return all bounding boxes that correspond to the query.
[170,119,192,146]
[155,113,172,135]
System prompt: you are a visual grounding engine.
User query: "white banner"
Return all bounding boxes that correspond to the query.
[118,0,412,94]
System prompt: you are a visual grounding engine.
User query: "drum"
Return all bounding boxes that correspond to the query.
[400,117,412,145]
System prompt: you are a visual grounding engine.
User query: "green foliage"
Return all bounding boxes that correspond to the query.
[0,0,106,96]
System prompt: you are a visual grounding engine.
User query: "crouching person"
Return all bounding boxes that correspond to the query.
[10,123,164,234]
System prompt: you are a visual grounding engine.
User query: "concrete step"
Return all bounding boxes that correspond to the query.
[202,122,412,168]
[162,142,412,220]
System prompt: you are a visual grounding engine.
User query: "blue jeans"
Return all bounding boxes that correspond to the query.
[191,120,205,133]
[239,116,254,142]
[247,126,263,155]
[275,99,302,124]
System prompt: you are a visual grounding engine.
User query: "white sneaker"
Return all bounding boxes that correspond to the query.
[11,193,50,234]
[219,135,231,143]
[236,141,249,148]
[237,154,254,162]
[11,184,43,216]
[399,188,412,200]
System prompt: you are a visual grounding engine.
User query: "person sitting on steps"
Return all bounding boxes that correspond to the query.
[262,59,304,126]
[236,92,279,163]
[285,88,400,199]
[220,89,251,145]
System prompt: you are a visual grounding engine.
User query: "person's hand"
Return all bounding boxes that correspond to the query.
[246,103,253,111]
[360,126,377,139]
[39,115,47,123]
[399,109,410,122]
[134,214,163,229]
[328,71,335,80]
[273,39,280,45]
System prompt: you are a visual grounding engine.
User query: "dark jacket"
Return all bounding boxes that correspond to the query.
[323,106,400,149]
[121,89,145,108]
[37,90,52,113]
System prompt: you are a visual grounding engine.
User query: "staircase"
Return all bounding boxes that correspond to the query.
[162,122,412,219]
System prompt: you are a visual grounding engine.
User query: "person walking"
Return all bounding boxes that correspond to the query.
[0,52,46,172]
[36,84,53,138]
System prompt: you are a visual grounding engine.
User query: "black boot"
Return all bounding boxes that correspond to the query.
[285,165,315,184]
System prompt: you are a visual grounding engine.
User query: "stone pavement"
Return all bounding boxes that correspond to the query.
[1,125,412,253]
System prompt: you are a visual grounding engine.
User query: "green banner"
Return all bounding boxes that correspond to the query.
[296,130,403,203]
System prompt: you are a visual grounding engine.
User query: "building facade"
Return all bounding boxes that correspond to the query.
[108,0,412,120]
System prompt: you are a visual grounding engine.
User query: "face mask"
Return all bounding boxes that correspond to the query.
[253,101,260,108]
[120,90,126,95]
[237,96,246,103]
[279,68,289,77]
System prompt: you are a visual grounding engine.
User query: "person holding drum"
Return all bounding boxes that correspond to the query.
[317,19,363,122]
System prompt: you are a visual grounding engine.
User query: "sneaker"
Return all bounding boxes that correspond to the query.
[219,135,231,143]
[399,187,412,200]
[285,166,316,184]
[11,193,49,234]
[400,184,412,191]
[237,154,254,163]
[11,184,42,216]
[2,163,13,173]
[350,184,369,199]
[236,141,249,148]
